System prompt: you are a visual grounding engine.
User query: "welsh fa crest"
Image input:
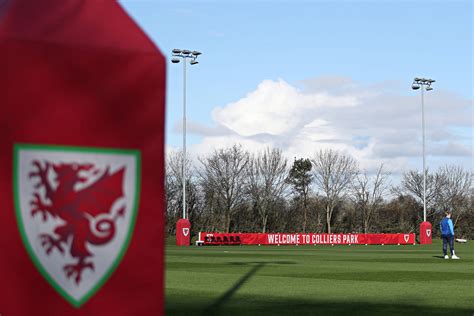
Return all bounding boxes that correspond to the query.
[426,229,431,237]
[404,234,409,243]
[183,228,189,237]
[14,144,141,307]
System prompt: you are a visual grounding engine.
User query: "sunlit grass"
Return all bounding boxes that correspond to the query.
[165,240,473,315]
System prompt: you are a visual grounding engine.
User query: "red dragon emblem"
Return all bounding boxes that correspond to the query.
[29,160,125,284]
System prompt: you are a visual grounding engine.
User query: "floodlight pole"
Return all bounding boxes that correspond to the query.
[421,85,426,222]
[411,77,435,222]
[172,49,201,220]
[182,56,187,220]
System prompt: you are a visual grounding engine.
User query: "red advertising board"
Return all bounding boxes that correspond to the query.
[0,1,165,315]
[199,232,416,245]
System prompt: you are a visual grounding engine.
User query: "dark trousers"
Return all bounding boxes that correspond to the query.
[442,235,454,256]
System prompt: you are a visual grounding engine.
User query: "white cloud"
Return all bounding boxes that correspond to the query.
[211,79,358,137]
[181,76,473,174]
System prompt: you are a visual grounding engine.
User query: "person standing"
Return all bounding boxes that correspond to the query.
[440,211,460,260]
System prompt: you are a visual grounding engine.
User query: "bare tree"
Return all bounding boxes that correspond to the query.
[312,149,358,233]
[163,144,474,239]
[247,148,288,233]
[395,169,445,218]
[436,165,472,226]
[351,164,390,233]
[395,165,472,223]
[198,145,250,233]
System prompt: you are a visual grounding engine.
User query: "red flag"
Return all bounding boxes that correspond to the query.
[0,0,166,314]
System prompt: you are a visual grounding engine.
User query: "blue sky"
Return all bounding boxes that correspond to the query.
[120,0,472,173]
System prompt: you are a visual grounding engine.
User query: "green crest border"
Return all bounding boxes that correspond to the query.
[13,143,141,308]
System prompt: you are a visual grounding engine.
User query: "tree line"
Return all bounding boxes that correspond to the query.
[165,145,473,240]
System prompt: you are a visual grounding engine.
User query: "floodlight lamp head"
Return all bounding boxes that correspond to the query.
[412,84,420,90]
[426,86,433,91]
[171,58,180,63]
[172,49,182,54]
[182,49,191,55]
[414,77,422,82]
[190,60,199,65]
[192,51,202,56]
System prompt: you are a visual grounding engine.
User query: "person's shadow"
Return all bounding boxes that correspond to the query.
[432,255,445,259]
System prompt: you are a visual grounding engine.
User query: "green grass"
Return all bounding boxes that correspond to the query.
[165,240,474,315]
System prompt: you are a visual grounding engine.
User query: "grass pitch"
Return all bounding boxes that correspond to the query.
[165,240,473,315]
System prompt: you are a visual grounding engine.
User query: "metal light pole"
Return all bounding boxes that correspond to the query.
[172,49,201,220]
[411,77,435,222]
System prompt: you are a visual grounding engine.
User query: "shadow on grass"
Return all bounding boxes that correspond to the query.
[204,261,296,315]
[168,297,474,316]
[166,260,473,315]
[226,261,296,266]
[260,270,473,282]
[432,255,446,259]
[205,262,264,315]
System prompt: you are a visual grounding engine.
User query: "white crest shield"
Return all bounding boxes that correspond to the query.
[404,234,409,243]
[14,144,140,307]
[183,228,189,237]
[426,229,431,237]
